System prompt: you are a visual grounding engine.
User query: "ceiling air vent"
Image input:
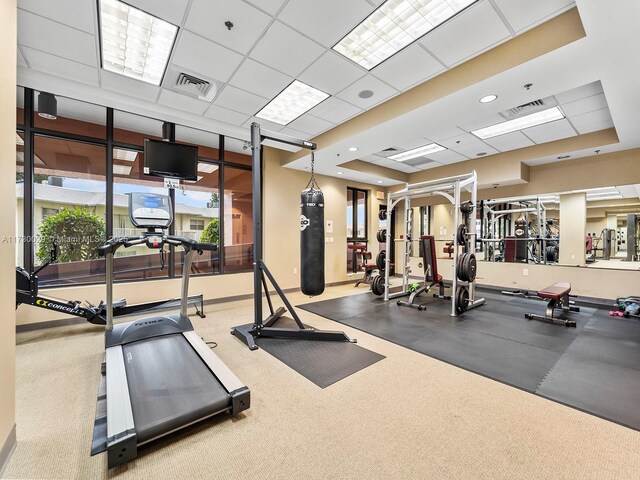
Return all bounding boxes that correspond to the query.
[499,96,558,121]
[175,72,212,97]
[381,147,398,152]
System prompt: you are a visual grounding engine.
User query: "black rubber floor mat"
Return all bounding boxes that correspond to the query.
[299,290,640,429]
[255,317,385,388]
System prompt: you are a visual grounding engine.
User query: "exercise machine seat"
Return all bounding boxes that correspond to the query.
[422,235,442,284]
[525,282,578,327]
[537,282,571,300]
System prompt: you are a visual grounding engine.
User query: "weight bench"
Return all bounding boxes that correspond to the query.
[349,244,377,287]
[398,235,450,310]
[443,242,454,258]
[524,282,579,327]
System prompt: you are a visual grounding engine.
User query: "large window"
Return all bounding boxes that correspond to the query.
[16,88,253,287]
[32,136,107,287]
[223,167,253,272]
[347,187,368,241]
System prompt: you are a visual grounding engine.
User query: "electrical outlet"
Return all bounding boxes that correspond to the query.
[523,268,528,276]
[293,267,297,275]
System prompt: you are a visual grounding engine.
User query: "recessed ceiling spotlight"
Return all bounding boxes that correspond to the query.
[337,171,343,175]
[349,147,358,152]
[479,94,498,103]
[557,155,571,160]
[477,152,487,156]
[377,180,383,184]
[358,90,374,99]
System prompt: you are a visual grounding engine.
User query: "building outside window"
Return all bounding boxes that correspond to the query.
[16,88,253,287]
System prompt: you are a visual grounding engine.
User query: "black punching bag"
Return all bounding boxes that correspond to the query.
[300,155,325,296]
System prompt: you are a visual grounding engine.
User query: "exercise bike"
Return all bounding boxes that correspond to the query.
[16,242,206,325]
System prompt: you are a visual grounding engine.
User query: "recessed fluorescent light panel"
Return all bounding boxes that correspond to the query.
[113,164,133,176]
[388,143,446,161]
[99,0,178,85]
[333,0,476,70]
[113,148,138,161]
[197,163,218,174]
[471,106,566,140]
[256,80,329,125]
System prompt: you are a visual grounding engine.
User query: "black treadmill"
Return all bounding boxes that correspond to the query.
[91,193,249,468]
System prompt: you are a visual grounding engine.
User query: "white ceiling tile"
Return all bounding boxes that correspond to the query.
[158,89,210,115]
[17,47,28,67]
[308,97,361,124]
[229,59,292,99]
[420,1,511,67]
[491,0,574,33]
[250,21,325,77]
[438,132,484,149]
[299,51,366,95]
[277,127,312,140]
[570,109,614,135]
[204,104,250,126]
[424,127,468,143]
[482,131,535,151]
[185,0,271,55]
[521,118,577,143]
[22,47,99,86]
[562,93,608,118]
[372,44,444,91]
[172,31,244,83]
[244,0,287,16]
[428,149,469,164]
[450,142,500,158]
[336,75,398,109]
[279,0,373,47]
[18,0,95,33]
[18,10,97,67]
[125,0,190,25]
[555,81,603,104]
[101,70,160,101]
[214,85,268,116]
[243,116,285,132]
[287,114,334,135]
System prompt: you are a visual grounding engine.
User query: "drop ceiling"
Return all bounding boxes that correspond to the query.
[15,0,640,187]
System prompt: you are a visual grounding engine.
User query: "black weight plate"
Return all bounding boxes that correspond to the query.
[457,253,464,280]
[456,224,467,245]
[371,275,384,296]
[466,253,477,282]
[455,286,469,314]
[460,202,474,215]
[376,229,387,243]
[378,209,387,221]
[376,250,386,271]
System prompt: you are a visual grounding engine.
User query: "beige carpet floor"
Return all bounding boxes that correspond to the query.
[3,284,640,479]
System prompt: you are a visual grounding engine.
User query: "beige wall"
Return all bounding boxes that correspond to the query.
[437,258,637,300]
[559,193,587,266]
[1,0,16,467]
[263,148,385,290]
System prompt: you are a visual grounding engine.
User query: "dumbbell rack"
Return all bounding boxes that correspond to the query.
[382,171,486,316]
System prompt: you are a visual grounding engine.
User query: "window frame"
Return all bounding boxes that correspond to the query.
[17,87,253,288]
[347,187,368,242]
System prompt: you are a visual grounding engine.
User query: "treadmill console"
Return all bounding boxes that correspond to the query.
[129,192,173,229]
